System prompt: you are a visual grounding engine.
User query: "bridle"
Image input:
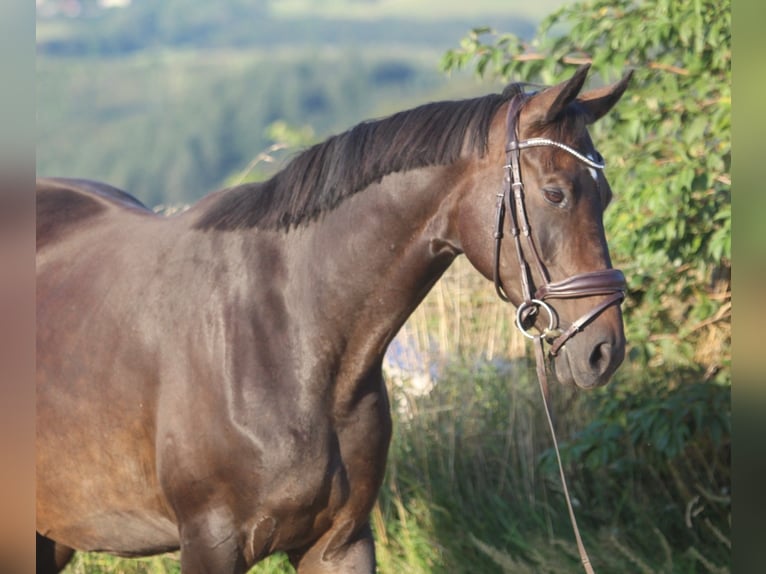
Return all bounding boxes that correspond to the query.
[492,94,627,574]
[493,93,626,356]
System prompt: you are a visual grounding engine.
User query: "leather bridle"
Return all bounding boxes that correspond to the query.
[492,94,627,574]
[493,93,626,356]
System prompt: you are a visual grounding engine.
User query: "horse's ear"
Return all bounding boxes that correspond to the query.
[527,64,592,124]
[577,70,634,124]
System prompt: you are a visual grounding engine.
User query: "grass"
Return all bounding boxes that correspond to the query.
[64,553,180,574]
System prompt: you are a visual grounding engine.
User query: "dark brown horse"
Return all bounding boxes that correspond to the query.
[37,65,631,573]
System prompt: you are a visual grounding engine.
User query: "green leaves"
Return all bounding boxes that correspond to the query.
[564,375,730,494]
[443,0,731,373]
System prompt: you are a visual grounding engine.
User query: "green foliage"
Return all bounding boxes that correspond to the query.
[65,549,295,573]
[65,552,181,573]
[378,359,731,572]
[541,368,730,569]
[441,0,731,374]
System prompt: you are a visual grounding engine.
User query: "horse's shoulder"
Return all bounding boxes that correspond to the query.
[36,178,151,249]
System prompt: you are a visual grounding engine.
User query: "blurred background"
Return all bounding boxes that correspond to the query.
[36,1,730,572]
[36,0,566,207]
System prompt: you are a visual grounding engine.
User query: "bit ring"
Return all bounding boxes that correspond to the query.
[515,299,557,340]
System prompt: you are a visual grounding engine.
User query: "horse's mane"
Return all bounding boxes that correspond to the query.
[194,84,525,231]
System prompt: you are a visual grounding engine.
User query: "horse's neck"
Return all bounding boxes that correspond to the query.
[284,167,462,404]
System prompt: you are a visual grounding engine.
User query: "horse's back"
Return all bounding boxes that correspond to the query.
[36,177,152,250]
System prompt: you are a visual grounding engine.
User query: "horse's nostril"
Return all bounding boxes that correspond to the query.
[589,342,612,374]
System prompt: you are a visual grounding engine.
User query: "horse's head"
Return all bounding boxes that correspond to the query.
[455,64,632,389]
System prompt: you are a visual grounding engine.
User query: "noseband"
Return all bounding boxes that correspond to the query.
[492,94,626,356]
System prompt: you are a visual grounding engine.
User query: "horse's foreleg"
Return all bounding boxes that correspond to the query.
[290,521,375,574]
[36,533,74,574]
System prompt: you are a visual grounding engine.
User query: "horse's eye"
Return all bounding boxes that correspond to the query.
[543,187,566,205]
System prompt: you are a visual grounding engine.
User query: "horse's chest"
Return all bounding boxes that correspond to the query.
[158,370,392,556]
[249,394,392,551]
[259,408,388,515]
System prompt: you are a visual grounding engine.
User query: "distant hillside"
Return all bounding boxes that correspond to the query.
[36,0,570,206]
[37,0,567,56]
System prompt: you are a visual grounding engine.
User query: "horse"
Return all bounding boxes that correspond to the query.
[36,64,631,573]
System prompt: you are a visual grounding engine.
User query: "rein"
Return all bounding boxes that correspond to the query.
[493,94,626,574]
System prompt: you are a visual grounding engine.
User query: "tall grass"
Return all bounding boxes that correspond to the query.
[376,360,730,573]
[392,257,528,369]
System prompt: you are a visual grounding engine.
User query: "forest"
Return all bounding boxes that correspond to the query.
[37,0,730,572]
